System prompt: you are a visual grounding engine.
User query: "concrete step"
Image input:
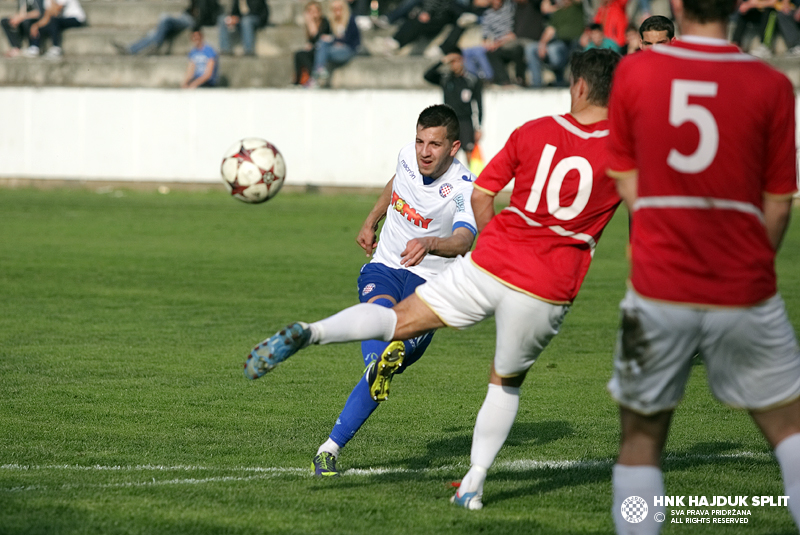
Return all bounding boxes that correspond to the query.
[0,53,293,87]
[0,0,300,28]
[0,24,307,56]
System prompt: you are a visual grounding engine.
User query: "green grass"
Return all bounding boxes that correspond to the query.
[0,186,798,534]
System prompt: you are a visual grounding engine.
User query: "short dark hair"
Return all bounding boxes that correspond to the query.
[589,22,603,31]
[638,15,674,38]
[681,0,736,23]
[417,104,460,143]
[191,24,203,33]
[569,48,621,107]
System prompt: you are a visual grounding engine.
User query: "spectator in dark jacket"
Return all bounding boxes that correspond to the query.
[2,0,43,57]
[217,0,269,56]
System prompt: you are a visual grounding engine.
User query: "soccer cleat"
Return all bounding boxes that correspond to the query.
[451,490,483,510]
[244,322,311,380]
[311,452,340,477]
[366,341,405,401]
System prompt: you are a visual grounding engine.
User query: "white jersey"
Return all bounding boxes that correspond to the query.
[371,142,477,281]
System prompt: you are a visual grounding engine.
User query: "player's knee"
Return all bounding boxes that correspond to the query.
[369,296,396,309]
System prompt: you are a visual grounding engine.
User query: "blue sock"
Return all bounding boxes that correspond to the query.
[329,373,380,448]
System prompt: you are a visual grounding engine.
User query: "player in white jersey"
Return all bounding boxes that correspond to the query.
[246,104,477,477]
[244,49,623,507]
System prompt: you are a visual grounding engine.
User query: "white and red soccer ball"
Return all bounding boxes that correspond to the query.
[220,138,286,204]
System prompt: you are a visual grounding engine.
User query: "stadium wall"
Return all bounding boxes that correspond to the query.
[0,87,571,187]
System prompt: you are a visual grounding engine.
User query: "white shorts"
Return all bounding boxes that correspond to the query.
[415,253,570,377]
[608,290,800,414]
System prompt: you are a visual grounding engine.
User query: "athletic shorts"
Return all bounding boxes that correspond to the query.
[415,253,570,377]
[608,290,800,414]
[357,262,426,305]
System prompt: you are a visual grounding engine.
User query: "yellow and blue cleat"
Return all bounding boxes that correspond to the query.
[366,341,405,401]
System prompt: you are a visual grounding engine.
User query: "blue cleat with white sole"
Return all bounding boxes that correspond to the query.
[244,322,311,380]
[451,490,483,510]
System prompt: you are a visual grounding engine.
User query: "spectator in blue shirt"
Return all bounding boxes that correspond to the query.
[181,27,219,88]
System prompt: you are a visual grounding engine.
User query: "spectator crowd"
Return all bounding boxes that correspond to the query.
[2,0,800,87]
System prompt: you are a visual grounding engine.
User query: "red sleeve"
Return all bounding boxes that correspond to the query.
[606,58,637,179]
[475,125,521,194]
[764,74,799,198]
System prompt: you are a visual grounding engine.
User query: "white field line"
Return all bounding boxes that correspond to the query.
[0,451,773,493]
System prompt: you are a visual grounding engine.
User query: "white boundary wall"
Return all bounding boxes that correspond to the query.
[2,87,798,188]
[0,87,571,187]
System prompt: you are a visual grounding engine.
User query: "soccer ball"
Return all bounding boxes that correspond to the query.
[220,138,286,204]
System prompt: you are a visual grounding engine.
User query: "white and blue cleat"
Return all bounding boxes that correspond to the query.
[451,491,483,510]
[244,322,311,380]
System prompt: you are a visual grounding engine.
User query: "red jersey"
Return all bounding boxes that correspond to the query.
[472,114,621,304]
[607,38,798,307]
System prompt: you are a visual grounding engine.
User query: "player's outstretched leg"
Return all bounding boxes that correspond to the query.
[244,322,311,379]
[365,340,405,401]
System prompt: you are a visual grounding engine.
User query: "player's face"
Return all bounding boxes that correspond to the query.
[415,125,459,179]
[640,30,671,49]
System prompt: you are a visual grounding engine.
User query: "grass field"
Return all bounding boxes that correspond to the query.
[0,186,798,535]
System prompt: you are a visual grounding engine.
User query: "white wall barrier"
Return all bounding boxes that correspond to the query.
[0,87,571,187]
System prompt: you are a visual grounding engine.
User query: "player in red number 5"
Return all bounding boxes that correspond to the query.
[606,0,800,531]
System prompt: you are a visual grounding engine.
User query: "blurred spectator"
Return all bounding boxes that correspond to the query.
[2,0,43,58]
[309,0,360,87]
[181,27,219,88]
[583,22,622,52]
[513,0,545,86]
[113,0,220,56]
[24,0,86,59]
[382,0,458,53]
[638,14,673,49]
[217,0,269,56]
[735,0,800,57]
[624,23,640,53]
[423,48,483,162]
[534,0,583,86]
[374,0,423,27]
[294,0,330,85]
[479,0,526,85]
[592,0,627,49]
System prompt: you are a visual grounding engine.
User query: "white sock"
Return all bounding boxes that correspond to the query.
[463,383,519,492]
[775,432,800,528]
[309,303,396,345]
[317,438,340,458]
[612,464,664,535]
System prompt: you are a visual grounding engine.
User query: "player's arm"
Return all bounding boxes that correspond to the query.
[357,176,394,257]
[400,227,475,267]
[763,196,793,251]
[471,186,495,232]
[610,171,638,213]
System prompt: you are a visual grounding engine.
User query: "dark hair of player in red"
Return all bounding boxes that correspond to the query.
[569,48,622,108]
[638,15,675,39]
[417,104,461,144]
[682,0,737,23]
